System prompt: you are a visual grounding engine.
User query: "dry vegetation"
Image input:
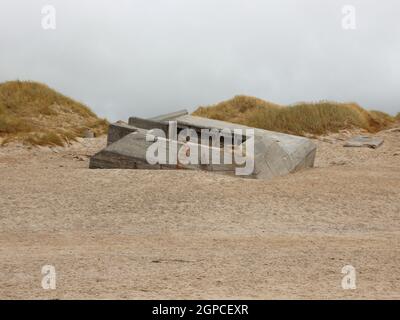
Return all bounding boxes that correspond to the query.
[1,81,397,146]
[193,95,398,136]
[0,81,108,146]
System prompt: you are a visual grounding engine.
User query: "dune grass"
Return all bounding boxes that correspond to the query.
[0,81,108,146]
[193,95,396,136]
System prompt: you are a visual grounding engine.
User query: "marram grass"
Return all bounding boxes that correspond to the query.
[193,95,397,136]
[0,81,108,146]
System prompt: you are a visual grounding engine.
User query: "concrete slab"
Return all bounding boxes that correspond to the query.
[344,136,384,149]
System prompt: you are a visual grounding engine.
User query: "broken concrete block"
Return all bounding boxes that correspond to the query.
[107,122,137,146]
[343,136,384,149]
[90,111,317,179]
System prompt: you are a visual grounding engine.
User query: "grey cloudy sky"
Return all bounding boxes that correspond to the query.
[0,0,399,121]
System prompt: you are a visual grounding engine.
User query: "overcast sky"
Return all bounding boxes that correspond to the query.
[0,0,399,121]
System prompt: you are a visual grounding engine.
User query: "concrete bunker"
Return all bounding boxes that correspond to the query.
[90,110,317,179]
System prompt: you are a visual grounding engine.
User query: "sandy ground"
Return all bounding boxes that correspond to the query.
[0,129,399,300]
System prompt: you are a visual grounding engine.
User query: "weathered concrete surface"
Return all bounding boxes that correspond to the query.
[150,109,189,121]
[344,136,384,149]
[171,114,317,178]
[128,117,169,133]
[90,130,240,175]
[90,111,317,179]
[107,121,137,146]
